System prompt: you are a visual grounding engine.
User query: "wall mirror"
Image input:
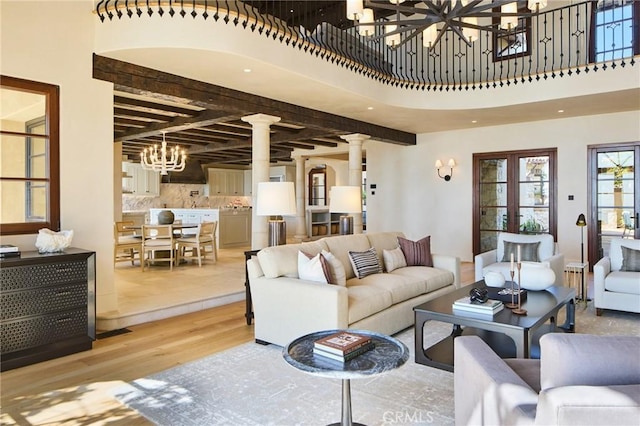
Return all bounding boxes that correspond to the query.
[0,76,60,235]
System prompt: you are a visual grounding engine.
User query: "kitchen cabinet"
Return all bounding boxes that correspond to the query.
[208,169,244,196]
[122,162,160,196]
[219,208,252,248]
[0,248,96,371]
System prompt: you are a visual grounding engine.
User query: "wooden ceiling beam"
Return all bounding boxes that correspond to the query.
[94,54,416,146]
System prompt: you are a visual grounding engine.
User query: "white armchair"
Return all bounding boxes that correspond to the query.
[475,232,564,287]
[593,238,640,316]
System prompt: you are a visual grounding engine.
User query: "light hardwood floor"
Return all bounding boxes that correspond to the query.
[1,262,477,425]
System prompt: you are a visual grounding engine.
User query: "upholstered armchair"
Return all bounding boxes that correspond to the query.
[593,238,640,316]
[455,334,640,425]
[475,232,564,287]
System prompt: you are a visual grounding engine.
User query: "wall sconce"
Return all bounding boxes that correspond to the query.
[435,158,456,181]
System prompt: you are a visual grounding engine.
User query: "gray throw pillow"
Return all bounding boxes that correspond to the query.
[502,241,540,262]
[621,246,640,272]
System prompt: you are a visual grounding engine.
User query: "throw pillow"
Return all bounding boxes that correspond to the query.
[348,247,383,279]
[383,246,407,272]
[398,235,433,267]
[621,246,640,272]
[298,251,330,284]
[502,241,540,263]
[321,250,347,286]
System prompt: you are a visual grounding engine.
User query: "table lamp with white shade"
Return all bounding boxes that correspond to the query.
[329,186,362,235]
[256,181,296,246]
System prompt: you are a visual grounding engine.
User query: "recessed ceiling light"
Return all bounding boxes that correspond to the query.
[558,109,564,113]
[367,106,374,110]
[243,68,252,73]
[471,120,478,123]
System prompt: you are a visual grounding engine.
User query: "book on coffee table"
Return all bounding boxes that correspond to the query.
[453,297,504,314]
[314,331,372,356]
[313,341,375,362]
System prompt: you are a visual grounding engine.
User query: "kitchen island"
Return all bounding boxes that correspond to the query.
[219,208,252,248]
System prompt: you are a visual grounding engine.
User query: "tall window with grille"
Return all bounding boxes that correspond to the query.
[590,0,640,62]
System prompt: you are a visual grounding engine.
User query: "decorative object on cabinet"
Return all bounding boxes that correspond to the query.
[257,182,296,247]
[157,210,175,225]
[0,248,96,371]
[329,186,362,235]
[435,158,456,181]
[35,228,74,253]
[140,131,186,175]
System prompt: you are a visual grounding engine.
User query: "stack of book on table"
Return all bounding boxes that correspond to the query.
[452,296,504,318]
[313,331,375,362]
[0,245,21,259]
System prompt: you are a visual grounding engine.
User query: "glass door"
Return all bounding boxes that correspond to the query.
[589,144,639,262]
[474,149,557,255]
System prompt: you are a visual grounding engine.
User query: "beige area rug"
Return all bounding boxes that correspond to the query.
[112,304,638,426]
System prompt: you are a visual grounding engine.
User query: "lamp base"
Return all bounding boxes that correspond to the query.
[339,215,354,235]
[268,219,287,246]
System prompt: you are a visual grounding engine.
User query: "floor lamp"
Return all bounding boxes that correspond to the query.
[329,186,362,235]
[576,213,591,301]
[256,182,296,247]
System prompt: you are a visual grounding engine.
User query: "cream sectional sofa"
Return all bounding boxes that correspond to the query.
[246,231,461,346]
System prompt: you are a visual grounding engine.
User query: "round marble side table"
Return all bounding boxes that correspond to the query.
[283,329,409,426]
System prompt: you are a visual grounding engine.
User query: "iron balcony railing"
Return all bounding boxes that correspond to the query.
[95,0,638,91]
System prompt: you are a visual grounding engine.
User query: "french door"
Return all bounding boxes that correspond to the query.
[473,149,557,256]
[588,143,640,263]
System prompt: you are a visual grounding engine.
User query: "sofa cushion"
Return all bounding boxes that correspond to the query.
[349,272,426,305]
[323,234,371,280]
[390,266,454,293]
[540,334,640,390]
[502,241,540,262]
[604,271,640,295]
[298,251,329,284]
[496,232,554,263]
[621,246,640,272]
[348,247,383,279]
[505,359,541,393]
[383,247,407,272]
[322,250,347,286]
[610,238,640,272]
[398,235,433,267]
[257,240,329,279]
[346,284,393,323]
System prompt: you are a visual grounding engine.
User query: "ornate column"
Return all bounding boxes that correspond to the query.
[294,154,308,242]
[241,113,281,249]
[340,133,370,234]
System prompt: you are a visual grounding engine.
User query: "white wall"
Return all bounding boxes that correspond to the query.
[1,1,117,313]
[366,111,640,264]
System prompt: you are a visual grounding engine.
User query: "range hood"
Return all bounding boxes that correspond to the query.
[160,159,207,184]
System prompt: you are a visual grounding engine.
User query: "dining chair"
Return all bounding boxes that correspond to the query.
[175,221,218,267]
[141,224,175,271]
[114,220,142,267]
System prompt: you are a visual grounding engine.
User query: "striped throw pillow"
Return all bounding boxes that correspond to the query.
[348,247,383,279]
[398,235,433,267]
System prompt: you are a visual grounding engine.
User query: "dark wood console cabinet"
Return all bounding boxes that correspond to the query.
[1,248,96,371]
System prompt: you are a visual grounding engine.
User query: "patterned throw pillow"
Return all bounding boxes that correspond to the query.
[298,251,330,284]
[621,246,640,272]
[501,241,540,262]
[348,247,383,279]
[321,250,347,286]
[383,246,407,272]
[398,236,433,267]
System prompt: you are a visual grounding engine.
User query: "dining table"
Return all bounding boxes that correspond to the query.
[124,223,199,267]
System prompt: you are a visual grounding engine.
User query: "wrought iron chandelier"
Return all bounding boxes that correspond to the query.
[140,132,186,175]
[347,0,548,49]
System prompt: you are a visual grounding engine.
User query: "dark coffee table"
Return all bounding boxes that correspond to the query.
[283,329,409,426]
[413,281,575,372]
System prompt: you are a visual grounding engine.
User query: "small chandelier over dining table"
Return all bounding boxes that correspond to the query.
[140,131,186,175]
[347,0,548,49]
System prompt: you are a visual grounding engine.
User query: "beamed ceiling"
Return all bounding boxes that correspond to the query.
[93,55,415,166]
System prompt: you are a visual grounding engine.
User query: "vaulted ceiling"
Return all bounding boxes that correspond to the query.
[94,55,415,166]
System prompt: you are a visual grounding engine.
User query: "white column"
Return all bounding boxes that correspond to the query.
[294,155,307,242]
[242,113,281,249]
[340,133,369,234]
